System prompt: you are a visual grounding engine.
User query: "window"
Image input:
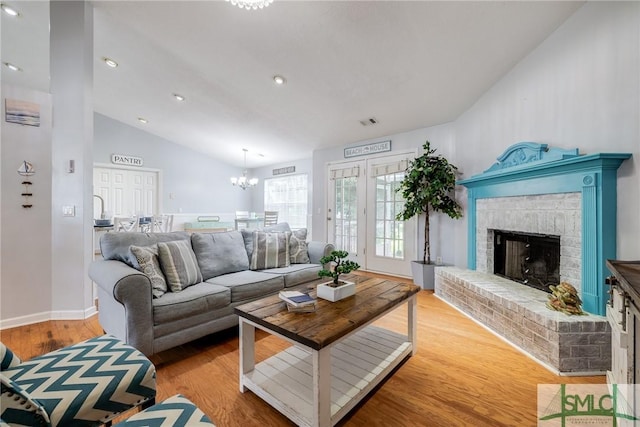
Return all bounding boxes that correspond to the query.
[264,174,308,229]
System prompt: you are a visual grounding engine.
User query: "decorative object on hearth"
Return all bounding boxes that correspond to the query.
[226,0,273,10]
[230,148,259,190]
[317,250,360,302]
[396,141,463,289]
[545,282,584,315]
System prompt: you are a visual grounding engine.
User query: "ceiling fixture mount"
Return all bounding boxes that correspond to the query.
[3,62,21,72]
[1,4,19,17]
[230,149,258,190]
[103,57,118,68]
[173,93,185,102]
[226,0,273,10]
[273,75,286,85]
[359,117,378,126]
[137,117,148,124]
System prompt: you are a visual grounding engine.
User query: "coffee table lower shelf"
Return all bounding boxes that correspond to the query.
[241,325,412,427]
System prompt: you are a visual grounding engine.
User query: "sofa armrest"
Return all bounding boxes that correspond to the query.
[89,260,154,356]
[307,241,335,265]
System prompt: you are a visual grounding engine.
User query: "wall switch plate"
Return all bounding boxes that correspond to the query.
[436,256,443,265]
[62,205,75,217]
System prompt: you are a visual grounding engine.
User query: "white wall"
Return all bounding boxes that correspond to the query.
[50,1,95,321]
[453,1,639,266]
[94,113,251,215]
[1,86,53,325]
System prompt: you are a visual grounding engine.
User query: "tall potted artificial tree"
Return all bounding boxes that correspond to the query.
[396,141,463,289]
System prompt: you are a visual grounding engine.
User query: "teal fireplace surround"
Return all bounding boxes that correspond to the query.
[458,142,631,315]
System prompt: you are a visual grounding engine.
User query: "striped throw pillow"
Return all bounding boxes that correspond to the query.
[157,240,203,292]
[250,231,291,270]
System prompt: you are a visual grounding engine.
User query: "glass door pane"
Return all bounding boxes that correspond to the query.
[333,176,358,253]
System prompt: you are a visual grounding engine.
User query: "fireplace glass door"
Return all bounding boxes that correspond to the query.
[493,230,560,293]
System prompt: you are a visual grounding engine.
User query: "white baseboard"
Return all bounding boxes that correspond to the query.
[0,307,98,330]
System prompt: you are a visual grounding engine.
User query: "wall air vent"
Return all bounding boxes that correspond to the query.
[359,117,378,126]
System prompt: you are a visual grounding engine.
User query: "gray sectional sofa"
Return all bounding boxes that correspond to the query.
[89,223,334,356]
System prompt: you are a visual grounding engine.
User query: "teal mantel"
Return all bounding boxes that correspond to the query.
[458,142,631,315]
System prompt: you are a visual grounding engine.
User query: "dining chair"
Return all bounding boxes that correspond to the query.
[114,216,138,232]
[263,210,278,227]
[235,211,250,230]
[151,214,174,233]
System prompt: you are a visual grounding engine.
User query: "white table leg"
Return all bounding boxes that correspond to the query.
[408,295,417,356]
[239,318,255,393]
[312,347,331,427]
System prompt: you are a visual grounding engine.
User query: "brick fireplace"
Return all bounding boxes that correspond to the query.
[434,142,630,373]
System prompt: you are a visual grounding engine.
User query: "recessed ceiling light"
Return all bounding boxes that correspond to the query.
[273,75,286,85]
[137,117,148,124]
[102,57,118,68]
[1,4,19,17]
[173,93,185,101]
[3,62,21,72]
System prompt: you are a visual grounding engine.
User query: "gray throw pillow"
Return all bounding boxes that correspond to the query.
[289,228,310,264]
[157,240,203,292]
[130,244,167,298]
[250,231,291,270]
[191,231,250,280]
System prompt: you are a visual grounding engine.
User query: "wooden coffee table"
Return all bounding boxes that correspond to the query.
[234,275,420,427]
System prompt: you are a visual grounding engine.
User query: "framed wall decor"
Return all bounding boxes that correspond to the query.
[5,98,41,127]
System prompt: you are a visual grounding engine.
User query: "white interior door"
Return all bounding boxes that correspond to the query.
[327,154,415,277]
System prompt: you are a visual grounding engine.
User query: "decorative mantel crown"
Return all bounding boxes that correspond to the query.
[483,142,579,173]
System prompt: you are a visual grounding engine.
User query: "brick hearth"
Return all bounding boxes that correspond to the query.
[435,266,611,375]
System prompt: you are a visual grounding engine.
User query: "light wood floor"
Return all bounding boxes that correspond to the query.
[1,272,605,426]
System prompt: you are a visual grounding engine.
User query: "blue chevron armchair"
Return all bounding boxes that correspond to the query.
[0,335,156,427]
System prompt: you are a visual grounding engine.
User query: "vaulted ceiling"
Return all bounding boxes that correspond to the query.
[2,1,583,167]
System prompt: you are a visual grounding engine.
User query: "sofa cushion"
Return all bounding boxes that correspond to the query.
[289,228,310,264]
[206,270,284,302]
[101,231,190,266]
[241,222,292,261]
[191,231,249,280]
[250,231,291,270]
[157,240,203,292]
[130,244,167,298]
[153,282,230,325]
[262,264,322,288]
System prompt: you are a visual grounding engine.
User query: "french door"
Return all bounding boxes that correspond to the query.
[327,154,415,277]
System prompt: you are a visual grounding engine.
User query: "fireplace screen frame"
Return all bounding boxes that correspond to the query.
[493,230,561,293]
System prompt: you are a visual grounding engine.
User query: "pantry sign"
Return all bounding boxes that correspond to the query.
[111,154,144,167]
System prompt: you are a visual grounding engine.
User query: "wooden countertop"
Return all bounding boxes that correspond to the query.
[607,260,640,307]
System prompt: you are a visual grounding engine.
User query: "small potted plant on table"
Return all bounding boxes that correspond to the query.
[317,250,360,302]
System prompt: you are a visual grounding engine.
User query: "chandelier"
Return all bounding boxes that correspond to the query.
[226,0,274,10]
[231,149,259,190]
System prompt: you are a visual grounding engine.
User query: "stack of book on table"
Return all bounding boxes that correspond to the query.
[279,290,317,313]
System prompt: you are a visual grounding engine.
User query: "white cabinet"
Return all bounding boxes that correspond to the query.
[93,167,159,218]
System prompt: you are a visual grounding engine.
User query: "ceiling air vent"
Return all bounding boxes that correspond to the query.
[359,117,378,126]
